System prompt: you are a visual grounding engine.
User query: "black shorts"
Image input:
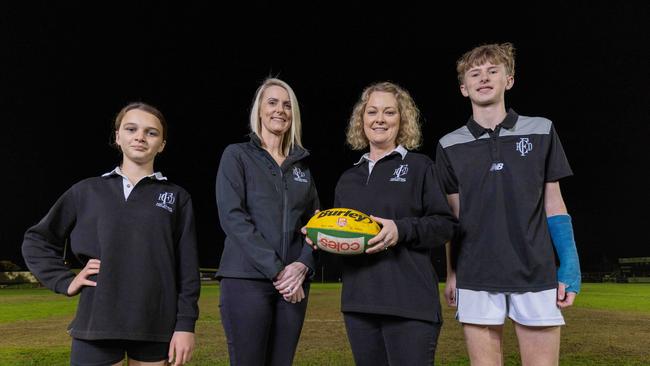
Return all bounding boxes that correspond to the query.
[70,338,168,366]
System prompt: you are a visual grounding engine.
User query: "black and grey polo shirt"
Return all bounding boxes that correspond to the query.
[435,109,573,292]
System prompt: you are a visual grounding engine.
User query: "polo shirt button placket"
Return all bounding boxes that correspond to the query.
[489,129,499,161]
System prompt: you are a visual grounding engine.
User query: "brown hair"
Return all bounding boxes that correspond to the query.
[456,43,516,84]
[112,102,167,148]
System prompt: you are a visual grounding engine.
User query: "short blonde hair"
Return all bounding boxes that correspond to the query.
[346,81,422,150]
[456,42,516,84]
[249,78,303,156]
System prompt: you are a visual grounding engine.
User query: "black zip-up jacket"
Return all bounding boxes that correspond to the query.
[334,151,457,322]
[216,133,319,280]
[22,174,200,342]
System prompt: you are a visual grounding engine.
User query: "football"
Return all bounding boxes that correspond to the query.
[305,208,381,255]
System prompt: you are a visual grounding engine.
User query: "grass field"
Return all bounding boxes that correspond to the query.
[1,283,649,365]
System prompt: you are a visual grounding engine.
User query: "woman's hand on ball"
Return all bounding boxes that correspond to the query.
[366,216,398,254]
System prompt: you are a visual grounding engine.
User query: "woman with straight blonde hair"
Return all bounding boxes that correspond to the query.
[216,78,319,365]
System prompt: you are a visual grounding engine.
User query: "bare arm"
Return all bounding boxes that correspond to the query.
[444,193,459,306]
[544,181,568,216]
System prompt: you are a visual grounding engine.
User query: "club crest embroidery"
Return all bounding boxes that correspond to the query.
[156,192,175,213]
[390,164,408,182]
[516,137,533,156]
[293,167,308,183]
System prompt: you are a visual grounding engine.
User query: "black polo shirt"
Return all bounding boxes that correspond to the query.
[435,109,573,292]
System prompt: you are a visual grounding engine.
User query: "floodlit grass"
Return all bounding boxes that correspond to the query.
[0,283,649,365]
[573,283,650,312]
[0,289,78,323]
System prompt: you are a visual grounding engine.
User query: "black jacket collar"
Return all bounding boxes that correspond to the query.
[247,132,310,167]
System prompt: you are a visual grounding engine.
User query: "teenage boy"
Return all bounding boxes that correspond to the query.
[435,43,581,365]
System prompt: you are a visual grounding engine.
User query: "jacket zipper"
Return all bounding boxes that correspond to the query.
[281,170,289,263]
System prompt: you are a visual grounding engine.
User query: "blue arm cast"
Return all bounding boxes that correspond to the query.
[547,214,581,293]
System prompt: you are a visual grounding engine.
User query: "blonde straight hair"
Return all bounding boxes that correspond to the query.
[249,78,303,156]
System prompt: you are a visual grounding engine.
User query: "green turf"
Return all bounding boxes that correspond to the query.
[0,289,77,323]
[0,348,70,366]
[0,282,649,365]
[573,283,650,313]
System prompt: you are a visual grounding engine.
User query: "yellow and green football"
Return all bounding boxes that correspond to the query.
[305,208,381,255]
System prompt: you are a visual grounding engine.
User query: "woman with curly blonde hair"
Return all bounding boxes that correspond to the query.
[346,81,422,151]
[332,81,457,365]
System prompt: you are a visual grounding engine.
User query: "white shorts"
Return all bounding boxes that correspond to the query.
[456,288,565,326]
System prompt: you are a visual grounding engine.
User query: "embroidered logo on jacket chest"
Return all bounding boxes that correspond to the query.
[156,192,176,213]
[389,164,409,182]
[293,167,308,183]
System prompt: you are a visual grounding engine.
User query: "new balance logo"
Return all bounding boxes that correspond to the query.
[490,162,504,171]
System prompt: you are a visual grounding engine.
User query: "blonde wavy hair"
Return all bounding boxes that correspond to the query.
[456,42,516,84]
[249,78,303,156]
[346,81,422,150]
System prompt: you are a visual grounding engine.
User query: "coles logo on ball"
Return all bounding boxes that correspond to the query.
[317,232,365,255]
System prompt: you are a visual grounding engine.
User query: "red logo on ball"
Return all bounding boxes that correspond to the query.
[316,232,364,254]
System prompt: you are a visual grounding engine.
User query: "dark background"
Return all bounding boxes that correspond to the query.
[2,3,649,278]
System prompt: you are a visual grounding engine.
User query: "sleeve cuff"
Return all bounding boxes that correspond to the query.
[394,219,408,244]
[55,275,75,296]
[174,317,197,333]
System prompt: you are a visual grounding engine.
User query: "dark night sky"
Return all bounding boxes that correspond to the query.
[2,3,649,275]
